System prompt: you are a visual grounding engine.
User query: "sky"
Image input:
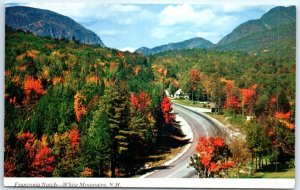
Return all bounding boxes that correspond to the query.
[9,3,276,52]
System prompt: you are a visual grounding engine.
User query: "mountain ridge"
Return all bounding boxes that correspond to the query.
[215,6,296,50]
[6,6,105,47]
[136,5,295,55]
[135,37,214,56]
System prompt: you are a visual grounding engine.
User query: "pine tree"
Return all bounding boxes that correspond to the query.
[83,103,111,176]
[102,80,131,177]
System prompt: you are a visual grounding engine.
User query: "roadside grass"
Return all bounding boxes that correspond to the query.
[207,112,247,134]
[251,164,295,178]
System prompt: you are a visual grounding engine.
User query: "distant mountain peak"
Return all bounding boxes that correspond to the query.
[135,37,214,56]
[216,6,296,48]
[6,6,105,47]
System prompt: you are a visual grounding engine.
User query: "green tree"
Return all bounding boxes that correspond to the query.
[229,137,251,177]
[52,127,82,177]
[246,121,271,173]
[102,80,131,177]
[82,101,111,176]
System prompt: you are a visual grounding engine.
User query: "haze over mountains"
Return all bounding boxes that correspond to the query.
[6,6,105,47]
[136,5,296,55]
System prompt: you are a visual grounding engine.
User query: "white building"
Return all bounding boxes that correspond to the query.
[174,89,189,99]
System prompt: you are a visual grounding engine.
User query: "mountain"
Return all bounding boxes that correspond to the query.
[135,37,214,56]
[215,6,296,52]
[6,6,105,47]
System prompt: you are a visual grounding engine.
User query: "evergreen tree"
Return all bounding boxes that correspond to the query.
[102,80,131,177]
[82,101,111,176]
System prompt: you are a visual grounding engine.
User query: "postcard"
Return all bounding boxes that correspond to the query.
[3,0,296,188]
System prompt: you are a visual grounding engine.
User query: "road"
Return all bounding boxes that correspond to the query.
[145,103,222,178]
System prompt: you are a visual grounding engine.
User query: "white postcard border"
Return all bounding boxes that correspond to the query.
[3,178,296,189]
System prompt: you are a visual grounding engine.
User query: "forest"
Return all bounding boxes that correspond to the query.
[4,26,295,178]
[149,37,295,177]
[4,28,177,177]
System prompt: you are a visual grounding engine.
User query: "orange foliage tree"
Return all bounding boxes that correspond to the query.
[190,136,235,178]
[23,76,45,105]
[221,79,241,111]
[275,111,294,129]
[74,92,87,122]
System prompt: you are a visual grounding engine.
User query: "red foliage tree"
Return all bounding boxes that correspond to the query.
[130,91,151,112]
[161,96,175,124]
[17,131,36,159]
[31,146,55,176]
[225,95,241,110]
[117,51,124,58]
[221,79,241,112]
[240,84,257,114]
[69,126,80,149]
[16,132,54,176]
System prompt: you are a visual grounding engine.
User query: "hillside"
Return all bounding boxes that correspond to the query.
[215,6,296,52]
[5,28,181,177]
[149,46,295,101]
[6,6,105,46]
[135,37,214,56]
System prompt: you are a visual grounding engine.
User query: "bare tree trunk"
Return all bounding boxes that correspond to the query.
[255,157,258,171]
[237,165,240,178]
[250,155,254,176]
[111,157,116,177]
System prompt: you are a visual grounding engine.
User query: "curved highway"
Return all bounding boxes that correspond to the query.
[145,103,222,178]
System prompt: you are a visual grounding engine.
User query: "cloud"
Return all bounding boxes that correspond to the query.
[109,4,141,13]
[212,15,237,28]
[21,3,96,22]
[175,31,194,39]
[11,3,272,50]
[151,27,174,39]
[21,3,147,25]
[158,4,215,27]
[222,4,248,13]
[120,47,135,52]
[154,4,240,42]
